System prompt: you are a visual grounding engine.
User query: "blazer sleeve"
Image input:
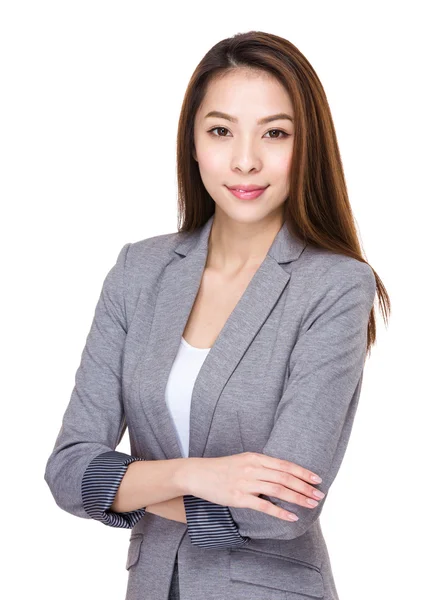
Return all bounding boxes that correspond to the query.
[227,260,376,540]
[44,243,147,528]
[183,260,376,544]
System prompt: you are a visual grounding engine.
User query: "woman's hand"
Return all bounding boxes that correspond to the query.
[181,452,325,522]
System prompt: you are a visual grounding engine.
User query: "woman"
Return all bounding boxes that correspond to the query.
[44,30,390,600]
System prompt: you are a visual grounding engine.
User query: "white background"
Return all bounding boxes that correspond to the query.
[1,1,446,598]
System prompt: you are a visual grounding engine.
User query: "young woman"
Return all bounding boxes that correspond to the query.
[44,30,390,600]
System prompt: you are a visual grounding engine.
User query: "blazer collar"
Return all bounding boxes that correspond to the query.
[138,212,307,460]
[174,212,305,264]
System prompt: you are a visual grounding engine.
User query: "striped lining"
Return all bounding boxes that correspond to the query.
[183,495,250,548]
[81,450,146,528]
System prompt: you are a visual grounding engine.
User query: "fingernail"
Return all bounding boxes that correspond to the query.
[311,475,322,483]
[288,513,299,521]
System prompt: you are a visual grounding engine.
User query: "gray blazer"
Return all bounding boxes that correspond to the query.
[44,212,376,600]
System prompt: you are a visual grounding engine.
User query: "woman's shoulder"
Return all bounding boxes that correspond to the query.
[124,229,185,273]
[291,244,375,301]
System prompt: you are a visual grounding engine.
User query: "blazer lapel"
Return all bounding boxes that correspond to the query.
[138,212,307,460]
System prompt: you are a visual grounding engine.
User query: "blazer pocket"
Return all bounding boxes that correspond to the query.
[229,547,324,598]
[126,533,144,570]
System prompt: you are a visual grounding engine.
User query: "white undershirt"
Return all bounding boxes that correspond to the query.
[164,336,211,458]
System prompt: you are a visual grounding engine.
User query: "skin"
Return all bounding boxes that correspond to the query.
[146,68,296,523]
[193,67,295,274]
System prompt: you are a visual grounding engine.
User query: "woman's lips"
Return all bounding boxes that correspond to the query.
[226,186,268,200]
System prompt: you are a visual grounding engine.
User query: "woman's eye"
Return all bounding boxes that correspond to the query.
[208,127,230,137]
[207,127,289,139]
[265,129,289,139]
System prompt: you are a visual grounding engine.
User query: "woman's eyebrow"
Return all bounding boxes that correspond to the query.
[204,111,294,125]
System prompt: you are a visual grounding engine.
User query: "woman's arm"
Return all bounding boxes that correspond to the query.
[145,496,187,523]
[44,243,188,528]
[110,457,188,513]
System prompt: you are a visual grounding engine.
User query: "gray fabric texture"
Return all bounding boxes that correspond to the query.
[44,212,376,600]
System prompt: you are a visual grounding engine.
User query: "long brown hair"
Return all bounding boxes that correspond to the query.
[175,30,390,356]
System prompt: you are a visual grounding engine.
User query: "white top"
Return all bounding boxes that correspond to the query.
[164,336,211,457]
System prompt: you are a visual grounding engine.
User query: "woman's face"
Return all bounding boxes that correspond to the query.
[193,68,295,226]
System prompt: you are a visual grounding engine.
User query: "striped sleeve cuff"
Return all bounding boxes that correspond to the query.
[183,495,251,548]
[81,450,146,528]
